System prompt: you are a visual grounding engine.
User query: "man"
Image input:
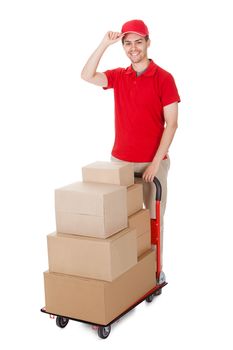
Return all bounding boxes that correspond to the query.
[81,19,180,267]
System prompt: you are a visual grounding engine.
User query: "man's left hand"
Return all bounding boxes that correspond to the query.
[142,163,159,182]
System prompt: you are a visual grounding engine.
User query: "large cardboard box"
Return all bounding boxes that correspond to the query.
[44,250,156,325]
[127,184,143,216]
[82,161,134,187]
[47,227,137,281]
[55,182,127,238]
[128,209,151,257]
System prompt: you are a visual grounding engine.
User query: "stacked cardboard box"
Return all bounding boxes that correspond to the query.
[43,161,156,325]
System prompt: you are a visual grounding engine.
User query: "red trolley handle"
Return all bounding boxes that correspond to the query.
[134,171,162,202]
[134,172,162,282]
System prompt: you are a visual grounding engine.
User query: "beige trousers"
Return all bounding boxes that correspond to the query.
[111,155,170,266]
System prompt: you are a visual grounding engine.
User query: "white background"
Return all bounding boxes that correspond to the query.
[0,0,233,348]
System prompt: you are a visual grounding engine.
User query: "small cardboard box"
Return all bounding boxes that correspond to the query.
[47,227,137,282]
[82,161,134,187]
[128,209,151,257]
[55,182,127,238]
[44,250,156,325]
[127,184,143,216]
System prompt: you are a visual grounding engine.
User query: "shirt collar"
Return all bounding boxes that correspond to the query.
[125,59,158,77]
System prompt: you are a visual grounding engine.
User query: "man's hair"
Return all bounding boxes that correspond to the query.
[122,35,149,44]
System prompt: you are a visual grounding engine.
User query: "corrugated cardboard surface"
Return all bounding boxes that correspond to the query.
[47,227,137,281]
[82,161,134,187]
[137,231,151,256]
[128,209,151,256]
[44,250,156,325]
[55,182,127,238]
[127,184,143,216]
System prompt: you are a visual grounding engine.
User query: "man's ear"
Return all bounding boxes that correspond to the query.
[147,39,151,48]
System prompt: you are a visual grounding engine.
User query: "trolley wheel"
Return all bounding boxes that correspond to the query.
[154,288,162,296]
[145,294,154,303]
[97,325,111,339]
[56,316,69,328]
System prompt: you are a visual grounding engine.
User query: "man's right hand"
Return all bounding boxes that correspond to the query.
[81,31,124,87]
[101,31,124,47]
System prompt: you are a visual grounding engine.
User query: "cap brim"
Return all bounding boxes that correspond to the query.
[122,31,147,37]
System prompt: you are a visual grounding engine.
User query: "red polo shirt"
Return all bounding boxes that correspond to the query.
[103,59,180,162]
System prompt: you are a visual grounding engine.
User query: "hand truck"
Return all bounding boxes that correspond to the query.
[41,173,167,339]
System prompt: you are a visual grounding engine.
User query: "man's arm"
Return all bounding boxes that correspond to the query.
[81,31,123,87]
[143,102,178,182]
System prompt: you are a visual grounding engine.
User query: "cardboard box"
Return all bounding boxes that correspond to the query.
[47,227,137,281]
[44,250,156,325]
[128,209,151,257]
[82,161,134,187]
[55,182,127,238]
[127,184,143,216]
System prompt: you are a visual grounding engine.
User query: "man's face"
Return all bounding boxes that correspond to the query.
[123,33,150,64]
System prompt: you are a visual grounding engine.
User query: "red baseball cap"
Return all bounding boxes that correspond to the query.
[121,19,149,37]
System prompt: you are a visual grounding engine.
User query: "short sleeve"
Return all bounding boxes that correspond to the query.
[102,68,122,90]
[160,73,181,107]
